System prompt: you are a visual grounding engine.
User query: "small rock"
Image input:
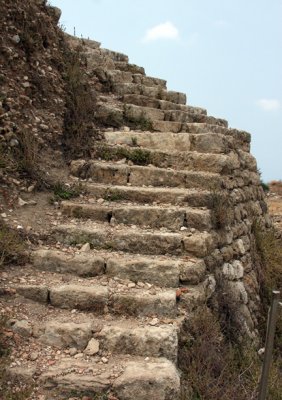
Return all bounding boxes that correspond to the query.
[39,124,49,131]
[1,213,7,218]
[84,338,100,356]
[10,138,19,147]
[97,198,104,204]
[27,185,35,192]
[12,34,20,44]
[128,282,136,288]
[18,197,28,207]
[101,357,108,364]
[22,82,30,88]
[180,226,188,231]
[12,320,32,337]
[149,318,159,326]
[80,243,91,252]
[74,353,84,359]
[69,347,77,356]
[29,352,38,361]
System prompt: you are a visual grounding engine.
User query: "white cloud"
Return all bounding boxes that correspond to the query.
[142,21,179,43]
[257,99,281,111]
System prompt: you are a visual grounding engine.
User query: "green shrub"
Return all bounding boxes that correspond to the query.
[52,182,86,201]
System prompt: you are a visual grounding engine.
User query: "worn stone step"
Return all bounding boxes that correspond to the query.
[32,248,206,287]
[53,223,215,257]
[122,93,207,114]
[132,73,167,88]
[105,70,166,88]
[113,82,187,104]
[11,357,180,400]
[114,61,145,75]
[61,201,212,231]
[151,119,228,133]
[17,283,178,317]
[75,183,212,207]
[85,48,115,70]
[94,144,238,173]
[101,48,129,62]
[103,130,233,154]
[37,317,178,362]
[70,160,222,189]
[123,103,228,127]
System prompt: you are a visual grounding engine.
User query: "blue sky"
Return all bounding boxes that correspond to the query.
[50,0,282,182]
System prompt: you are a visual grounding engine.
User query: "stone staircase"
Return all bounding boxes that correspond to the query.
[4,35,266,400]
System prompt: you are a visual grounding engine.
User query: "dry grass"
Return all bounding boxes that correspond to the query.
[0,219,27,267]
[179,307,281,400]
[209,186,232,229]
[252,221,282,357]
[62,49,97,158]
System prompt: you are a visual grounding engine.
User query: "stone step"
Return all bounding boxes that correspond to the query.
[94,144,238,173]
[85,48,115,70]
[53,223,215,257]
[113,82,187,105]
[104,131,229,154]
[37,317,178,362]
[105,69,167,88]
[122,93,207,114]
[76,183,212,207]
[124,103,228,127]
[17,283,178,317]
[101,48,129,62]
[114,61,145,75]
[61,201,212,231]
[70,160,222,189]
[104,130,232,154]
[151,119,228,134]
[11,357,180,400]
[32,248,206,286]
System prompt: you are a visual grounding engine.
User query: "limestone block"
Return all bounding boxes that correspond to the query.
[32,249,105,277]
[113,359,180,400]
[39,321,93,349]
[12,320,33,337]
[49,285,108,311]
[17,285,49,303]
[222,260,244,280]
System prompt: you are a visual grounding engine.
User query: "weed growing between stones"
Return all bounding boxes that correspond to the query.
[95,145,151,166]
[209,186,232,229]
[51,181,87,202]
[104,190,124,202]
[123,106,153,131]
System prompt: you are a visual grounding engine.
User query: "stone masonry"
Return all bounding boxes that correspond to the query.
[5,27,269,400]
